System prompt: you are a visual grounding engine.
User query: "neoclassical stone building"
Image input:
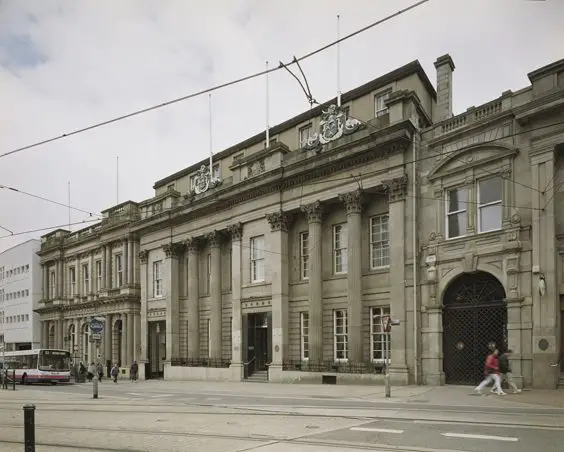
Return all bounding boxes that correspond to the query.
[36,55,564,388]
[36,202,141,374]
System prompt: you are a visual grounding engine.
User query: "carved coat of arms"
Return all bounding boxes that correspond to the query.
[191,164,221,195]
[302,104,363,151]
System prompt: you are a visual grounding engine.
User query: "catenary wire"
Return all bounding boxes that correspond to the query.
[0,0,430,160]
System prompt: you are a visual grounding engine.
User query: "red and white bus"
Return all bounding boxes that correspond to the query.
[0,349,72,385]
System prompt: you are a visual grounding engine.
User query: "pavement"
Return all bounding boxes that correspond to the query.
[0,379,563,451]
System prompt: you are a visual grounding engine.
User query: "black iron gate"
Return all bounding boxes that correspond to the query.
[442,272,507,385]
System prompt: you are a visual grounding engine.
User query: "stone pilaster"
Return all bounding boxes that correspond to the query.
[184,238,200,359]
[134,313,141,362]
[301,201,324,363]
[42,265,49,300]
[101,246,107,290]
[127,238,134,285]
[88,252,94,295]
[383,175,409,383]
[122,238,128,286]
[163,242,184,364]
[120,313,127,367]
[206,231,223,360]
[266,212,292,367]
[227,223,244,380]
[138,249,149,378]
[338,189,363,362]
[105,245,112,289]
[104,314,112,366]
[57,260,63,299]
[127,312,134,366]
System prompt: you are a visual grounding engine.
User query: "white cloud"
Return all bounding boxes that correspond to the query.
[0,0,563,251]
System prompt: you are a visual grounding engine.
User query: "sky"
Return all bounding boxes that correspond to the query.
[0,0,563,253]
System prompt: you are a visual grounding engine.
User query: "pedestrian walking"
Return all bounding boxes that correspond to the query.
[475,348,506,396]
[491,349,521,394]
[110,364,119,384]
[96,362,104,382]
[130,361,138,382]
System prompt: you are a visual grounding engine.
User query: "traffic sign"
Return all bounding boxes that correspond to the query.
[91,333,102,341]
[89,317,105,334]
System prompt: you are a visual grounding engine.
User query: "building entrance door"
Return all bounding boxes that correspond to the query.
[442,271,507,385]
[245,312,271,377]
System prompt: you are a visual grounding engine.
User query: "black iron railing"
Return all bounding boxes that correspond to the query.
[170,358,231,368]
[282,360,385,374]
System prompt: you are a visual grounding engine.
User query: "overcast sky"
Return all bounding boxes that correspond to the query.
[0,0,562,253]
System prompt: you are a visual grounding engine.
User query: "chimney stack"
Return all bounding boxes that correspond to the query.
[433,54,455,122]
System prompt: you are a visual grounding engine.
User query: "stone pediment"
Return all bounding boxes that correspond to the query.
[428,144,518,180]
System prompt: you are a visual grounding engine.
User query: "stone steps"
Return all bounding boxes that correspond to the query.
[245,371,268,383]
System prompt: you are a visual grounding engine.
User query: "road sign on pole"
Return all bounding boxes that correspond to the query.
[89,317,105,335]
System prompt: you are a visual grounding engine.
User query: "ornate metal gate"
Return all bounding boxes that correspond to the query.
[442,271,507,385]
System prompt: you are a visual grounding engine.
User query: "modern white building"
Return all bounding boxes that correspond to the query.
[0,239,42,351]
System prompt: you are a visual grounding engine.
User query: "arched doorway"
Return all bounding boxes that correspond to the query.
[442,271,507,385]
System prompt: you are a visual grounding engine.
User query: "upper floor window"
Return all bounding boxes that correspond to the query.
[333,309,348,361]
[69,267,76,297]
[333,224,348,274]
[299,124,313,148]
[95,261,102,291]
[370,214,390,269]
[153,261,163,297]
[115,254,123,288]
[82,263,90,294]
[477,177,502,233]
[250,236,265,282]
[299,232,309,280]
[446,187,468,239]
[375,89,391,117]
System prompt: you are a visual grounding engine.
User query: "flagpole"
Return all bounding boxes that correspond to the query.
[208,94,213,178]
[266,60,270,148]
[67,182,71,230]
[337,14,341,107]
[116,156,119,205]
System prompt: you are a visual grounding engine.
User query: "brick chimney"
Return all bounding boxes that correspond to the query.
[433,54,455,122]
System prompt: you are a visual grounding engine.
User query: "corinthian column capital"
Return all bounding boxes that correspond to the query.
[301,201,323,224]
[338,189,363,215]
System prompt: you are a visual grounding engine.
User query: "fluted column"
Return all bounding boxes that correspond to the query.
[301,201,324,364]
[207,231,223,360]
[101,246,107,290]
[120,313,127,367]
[339,189,363,362]
[185,238,200,359]
[127,311,134,366]
[127,237,134,285]
[104,314,112,365]
[266,212,291,366]
[384,175,409,380]
[163,242,184,364]
[228,224,243,379]
[139,250,149,377]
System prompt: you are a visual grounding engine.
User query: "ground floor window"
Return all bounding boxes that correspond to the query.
[370,306,391,362]
[300,312,309,360]
[333,309,348,361]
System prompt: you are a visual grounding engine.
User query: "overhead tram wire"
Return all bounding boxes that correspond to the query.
[0,219,100,239]
[0,0,430,160]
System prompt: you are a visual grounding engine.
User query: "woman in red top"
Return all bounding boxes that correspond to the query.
[474,349,506,395]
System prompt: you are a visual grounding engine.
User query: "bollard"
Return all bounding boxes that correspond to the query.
[12,370,16,391]
[23,404,35,452]
[92,374,99,399]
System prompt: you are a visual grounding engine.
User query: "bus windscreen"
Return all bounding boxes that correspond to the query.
[39,350,71,371]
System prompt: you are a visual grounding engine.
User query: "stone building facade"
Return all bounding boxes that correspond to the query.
[36,202,142,374]
[36,55,564,388]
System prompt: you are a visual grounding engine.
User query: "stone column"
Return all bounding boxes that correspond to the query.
[185,238,200,359]
[122,238,129,286]
[127,238,134,285]
[42,265,49,299]
[138,250,149,378]
[266,212,291,367]
[57,260,64,299]
[228,224,244,380]
[207,231,223,360]
[301,201,324,364]
[133,242,140,285]
[58,319,64,349]
[104,314,112,365]
[163,242,184,364]
[101,245,107,290]
[384,175,409,383]
[134,313,141,361]
[127,311,134,366]
[89,252,94,295]
[120,313,127,367]
[105,245,112,289]
[40,322,46,348]
[339,190,363,362]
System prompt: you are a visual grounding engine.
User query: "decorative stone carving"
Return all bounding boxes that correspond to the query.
[302,104,362,151]
[227,223,243,241]
[266,211,292,232]
[190,164,221,195]
[382,174,408,203]
[184,237,200,253]
[138,250,149,264]
[504,254,520,299]
[247,159,266,178]
[205,230,222,248]
[338,189,363,215]
[301,201,323,224]
[462,252,478,273]
[425,254,437,306]
[162,242,185,258]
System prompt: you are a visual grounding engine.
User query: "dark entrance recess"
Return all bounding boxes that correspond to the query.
[442,271,507,385]
[244,312,272,378]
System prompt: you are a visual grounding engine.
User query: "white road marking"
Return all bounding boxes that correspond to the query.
[151,394,175,398]
[414,420,564,431]
[127,393,144,396]
[206,397,221,401]
[350,427,404,434]
[441,432,518,442]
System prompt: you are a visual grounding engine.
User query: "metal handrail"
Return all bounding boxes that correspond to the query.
[244,356,256,366]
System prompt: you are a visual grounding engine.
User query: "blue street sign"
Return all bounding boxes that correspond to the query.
[89,317,105,334]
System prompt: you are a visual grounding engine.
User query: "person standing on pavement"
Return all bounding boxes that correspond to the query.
[111,364,119,383]
[96,362,104,382]
[130,361,138,382]
[475,348,505,395]
[492,349,521,394]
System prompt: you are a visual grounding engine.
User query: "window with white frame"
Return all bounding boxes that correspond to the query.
[299,232,309,280]
[370,306,391,362]
[300,312,309,360]
[49,271,55,299]
[95,261,102,291]
[478,177,502,233]
[370,214,390,268]
[333,224,348,274]
[333,309,348,360]
[115,254,123,287]
[153,261,163,297]
[299,124,312,147]
[250,236,265,282]
[375,89,391,117]
[69,267,76,297]
[82,263,90,294]
[446,187,469,239]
